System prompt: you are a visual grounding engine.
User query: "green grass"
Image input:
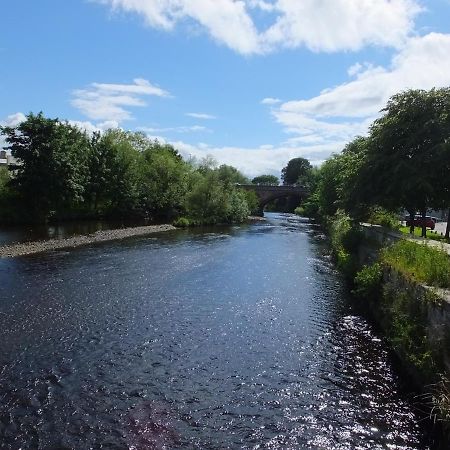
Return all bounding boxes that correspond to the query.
[382,240,450,288]
[399,226,449,243]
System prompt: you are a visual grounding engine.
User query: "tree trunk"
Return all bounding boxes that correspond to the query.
[408,209,415,234]
[445,208,450,239]
[421,208,427,238]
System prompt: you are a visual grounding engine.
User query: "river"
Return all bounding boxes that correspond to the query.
[0,213,437,449]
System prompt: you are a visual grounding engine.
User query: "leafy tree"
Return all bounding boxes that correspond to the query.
[252,174,279,185]
[281,157,312,185]
[139,143,190,218]
[1,112,90,221]
[185,171,228,223]
[317,137,368,218]
[357,89,450,236]
[216,164,249,186]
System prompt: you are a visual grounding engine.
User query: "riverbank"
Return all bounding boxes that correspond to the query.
[0,224,176,258]
[322,214,450,441]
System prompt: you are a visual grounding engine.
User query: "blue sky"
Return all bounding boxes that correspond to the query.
[2,0,450,177]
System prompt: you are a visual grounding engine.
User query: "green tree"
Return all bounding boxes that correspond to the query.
[251,174,279,185]
[139,142,190,218]
[281,157,312,185]
[316,137,368,218]
[216,164,249,186]
[1,112,90,222]
[357,89,450,236]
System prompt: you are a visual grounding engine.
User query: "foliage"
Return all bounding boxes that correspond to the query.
[216,164,249,186]
[295,191,320,217]
[317,137,368,218]
[385,288,436,375]
[185,171,236,224]
[173,216,191,227]
[1,112,90,221]
[430,377,450,428]
[0,113,255,225]
[366,207,400,229]
[139,142,190,218]
[251,174,279,185]
[281,157,312,185]
[381,240,450,288]
[242,189,260,215]
[327,210,361,276]
[353,263,383,301]
[354,88,450,236]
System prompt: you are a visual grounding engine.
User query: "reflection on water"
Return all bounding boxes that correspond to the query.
[0,213,436,448]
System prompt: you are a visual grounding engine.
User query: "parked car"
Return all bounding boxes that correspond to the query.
[405,215,435,230]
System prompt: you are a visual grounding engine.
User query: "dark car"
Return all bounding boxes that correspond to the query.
[405,215,435,230]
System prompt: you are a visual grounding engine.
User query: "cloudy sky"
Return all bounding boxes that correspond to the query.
[2,0,450,177]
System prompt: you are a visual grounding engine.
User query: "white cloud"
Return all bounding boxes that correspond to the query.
[2,112,26,127]
[138,125,209,133]
[68,120,120,134]
[95,0,422,54]
[171,139,337,177]
[0,113,27,152]
[97,0,260,54]
[71,78,170,122]
[261,0,422,53]
[186,112,217,119]
[261,97,281,105]
[273,33,450,148]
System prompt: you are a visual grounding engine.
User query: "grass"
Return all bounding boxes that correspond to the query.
[399,225,449,243]
[382,240,450,288]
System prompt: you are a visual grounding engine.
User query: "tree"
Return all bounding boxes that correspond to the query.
[216,164,249,186]
[356,89,450,236]
[139,143,190,218]
[1,112,90,222]
[251,175,279,185]
[281,157,312,185]
[317,137,368,218]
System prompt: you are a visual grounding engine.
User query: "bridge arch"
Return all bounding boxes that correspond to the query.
[238,184,308,215]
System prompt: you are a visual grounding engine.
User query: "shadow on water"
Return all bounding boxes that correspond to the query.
[0,212,440,448]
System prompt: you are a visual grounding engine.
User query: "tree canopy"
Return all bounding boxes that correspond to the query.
[0,113,256,225]
[252,174,279,185]
[281,157,312,185]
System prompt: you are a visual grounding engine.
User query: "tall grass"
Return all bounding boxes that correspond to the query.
[382,240,450,288]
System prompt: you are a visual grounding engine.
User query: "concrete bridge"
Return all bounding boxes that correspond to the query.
[239,184,308,214]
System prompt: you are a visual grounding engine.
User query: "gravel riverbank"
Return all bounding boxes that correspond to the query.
[0,224,176,258]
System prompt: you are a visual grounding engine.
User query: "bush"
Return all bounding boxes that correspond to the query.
[382,240,450,288]
[327,210,361,277]
[295,192,320,218]
[353,263,383,300]
[366,206,400,230]
[173,217,191,227]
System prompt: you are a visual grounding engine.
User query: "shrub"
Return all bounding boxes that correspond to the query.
[353,263,383,300]
[366,206,400,230]
[173,216,191,227]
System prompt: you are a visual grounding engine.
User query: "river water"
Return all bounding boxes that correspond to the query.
[0,213,436,449]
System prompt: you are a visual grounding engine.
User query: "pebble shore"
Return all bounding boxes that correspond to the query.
[0,224,176,258]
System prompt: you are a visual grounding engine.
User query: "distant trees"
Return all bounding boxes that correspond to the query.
[251,175,279,185]
[0,113,256,225]
[281,157,312,186]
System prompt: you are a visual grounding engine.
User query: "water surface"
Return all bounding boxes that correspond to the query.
[0,213,434,449]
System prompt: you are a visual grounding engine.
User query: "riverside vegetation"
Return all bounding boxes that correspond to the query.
[0,113,259,226]
[294,88,450,437]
